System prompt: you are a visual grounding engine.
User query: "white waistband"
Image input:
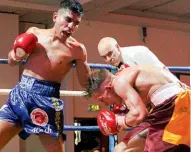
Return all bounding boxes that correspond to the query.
[150,83,184,107]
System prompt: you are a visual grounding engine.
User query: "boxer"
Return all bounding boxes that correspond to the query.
[0,0,90,151]
[97,37,180,151]
[86,66,190,152]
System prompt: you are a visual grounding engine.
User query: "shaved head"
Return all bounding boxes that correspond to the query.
[97,37,121,66]
[97,37,118,56]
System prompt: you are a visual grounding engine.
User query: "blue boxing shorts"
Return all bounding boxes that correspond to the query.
[0,75,65,140]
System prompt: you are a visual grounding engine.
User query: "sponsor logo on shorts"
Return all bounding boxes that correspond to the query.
[20,77,35,89]
[32,125,52,134]
[51,97,63,135]
[30,108,48,126]
[52,97,63,111]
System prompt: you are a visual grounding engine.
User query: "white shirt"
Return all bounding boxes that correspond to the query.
[120,46,179,81]
[121,46,165,68]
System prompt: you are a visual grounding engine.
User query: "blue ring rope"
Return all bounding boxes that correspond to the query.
[63,125,133,131]
[0,58,189,73]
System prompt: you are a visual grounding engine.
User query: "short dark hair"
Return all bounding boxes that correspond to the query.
[60,0,84,16]
[85,69,109,98]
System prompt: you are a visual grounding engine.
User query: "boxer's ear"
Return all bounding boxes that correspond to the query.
[53,12,58,22]
[115,44,120,52]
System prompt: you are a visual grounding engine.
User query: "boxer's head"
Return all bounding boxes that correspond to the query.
[86,69,122,105]
[98,37,121,66]
[53,0,84,39]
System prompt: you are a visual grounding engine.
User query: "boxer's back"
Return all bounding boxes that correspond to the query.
[23,27,84,83]
[116,66,179,104]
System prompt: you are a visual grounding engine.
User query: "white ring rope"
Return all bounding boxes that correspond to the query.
[0,89,87,96]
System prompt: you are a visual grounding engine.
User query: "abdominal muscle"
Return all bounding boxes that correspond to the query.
[22,66,71,84]
[22,48,73,83]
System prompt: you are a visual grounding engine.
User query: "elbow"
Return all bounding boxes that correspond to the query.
[136,110,148,125]
[131,108,148,126]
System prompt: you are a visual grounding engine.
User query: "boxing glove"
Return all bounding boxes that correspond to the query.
[13,33,38,58]
[111,104,129,115]
[97,109,128,136]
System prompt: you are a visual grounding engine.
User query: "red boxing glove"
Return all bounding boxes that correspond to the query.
[111,104,129,115]
[97,109,128,136]
[13,33,38,58]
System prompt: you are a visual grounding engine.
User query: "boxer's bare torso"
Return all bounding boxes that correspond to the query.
[11,27,90,84]
[113,66,178,106]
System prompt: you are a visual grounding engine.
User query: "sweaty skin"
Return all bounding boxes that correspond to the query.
[95,66,177,126]
[8,10,90,87]
[2,6,90,151]
[96,37,180,152]
[114,66,174,103]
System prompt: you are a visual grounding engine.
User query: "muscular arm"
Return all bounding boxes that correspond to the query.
[75,44,91,88]
[114,69,148,126]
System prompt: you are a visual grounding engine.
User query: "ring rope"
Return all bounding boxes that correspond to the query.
[0,58,189,73]
[63,125,133,131]
[0,89,87,96]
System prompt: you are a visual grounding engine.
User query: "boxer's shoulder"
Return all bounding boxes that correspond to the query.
[115,66,141,83]
[68,36,81,46]
[26,27,40,35]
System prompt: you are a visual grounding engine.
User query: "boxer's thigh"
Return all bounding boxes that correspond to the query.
[0,120,22,150]
[125,128,147,152]
[39,134,65,152]
[114,137,145,152]
[114,128,148,152]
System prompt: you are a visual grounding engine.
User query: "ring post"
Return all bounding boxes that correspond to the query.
[109,135,115,152]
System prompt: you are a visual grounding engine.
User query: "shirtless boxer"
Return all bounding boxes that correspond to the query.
[0,0,90,151]
[86,67,190,152]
